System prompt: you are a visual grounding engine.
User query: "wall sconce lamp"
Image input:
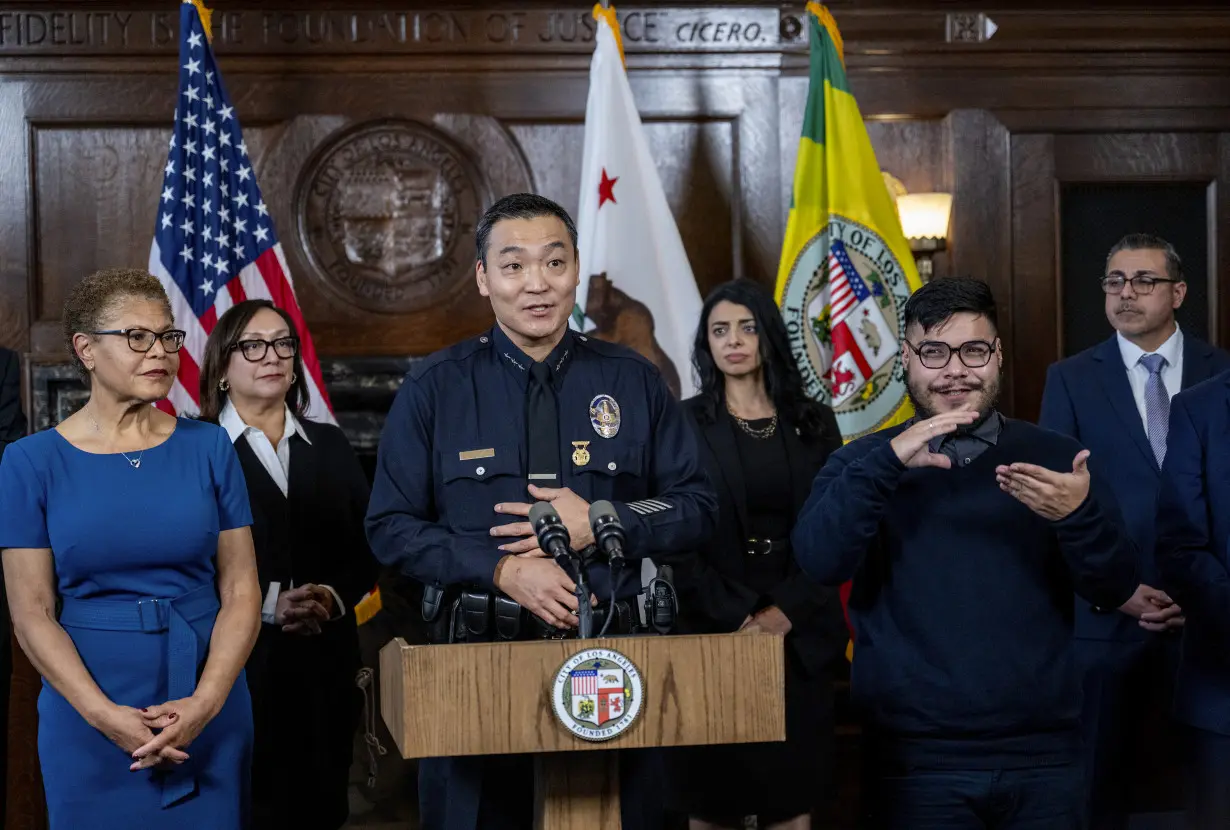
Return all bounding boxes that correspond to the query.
[895,192,953,282]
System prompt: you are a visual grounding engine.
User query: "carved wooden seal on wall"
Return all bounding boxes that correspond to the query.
[297,120,486,313]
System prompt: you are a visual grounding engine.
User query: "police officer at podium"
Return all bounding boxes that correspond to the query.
[366,193,717,830]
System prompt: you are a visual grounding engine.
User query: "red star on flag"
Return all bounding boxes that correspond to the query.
[598,167,618,208]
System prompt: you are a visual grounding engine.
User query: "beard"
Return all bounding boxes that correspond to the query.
[907,371,1001,422]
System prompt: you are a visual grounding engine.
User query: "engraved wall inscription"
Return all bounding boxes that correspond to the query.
[0,8,781,54]
[297,121,484,314]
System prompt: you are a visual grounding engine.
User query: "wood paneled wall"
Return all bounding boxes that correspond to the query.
[5,2,1230,827]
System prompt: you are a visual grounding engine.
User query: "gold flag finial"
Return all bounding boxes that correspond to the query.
[592,3,626,67]
[185,0,213,42]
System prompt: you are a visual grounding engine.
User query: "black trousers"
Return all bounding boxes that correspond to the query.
[867,762,1084,830]
[1077,636,1182,830]
[419,749,665,830]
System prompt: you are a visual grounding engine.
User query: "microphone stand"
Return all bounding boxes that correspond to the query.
[572,546,594,639]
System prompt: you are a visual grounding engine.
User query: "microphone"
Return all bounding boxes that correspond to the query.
[588,500,626,564]
[590,500,626,638]
[528,502,572,561]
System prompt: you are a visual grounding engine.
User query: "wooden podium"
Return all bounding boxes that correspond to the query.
[379,633,784,830]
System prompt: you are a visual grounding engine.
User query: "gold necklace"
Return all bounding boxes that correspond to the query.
[726,402,777,439]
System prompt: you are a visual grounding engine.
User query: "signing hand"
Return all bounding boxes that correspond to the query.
[98,705,189,768]
[133,695,217,770]
[739,606,793,636]
[494,556,581,629]
[274,585,329,635]
[889,410,980,469]
[995,450,1091,521]
[491,485,595,554]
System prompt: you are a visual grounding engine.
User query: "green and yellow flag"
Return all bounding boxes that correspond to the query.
[775,3,923,442]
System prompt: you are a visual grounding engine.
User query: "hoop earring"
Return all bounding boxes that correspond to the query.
[219,378,229,392]
[291,372,297,384]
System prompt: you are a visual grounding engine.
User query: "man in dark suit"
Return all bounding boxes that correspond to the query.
[0,344,28,827]
[1156,370,1230,828]
[1039,234,1230,829]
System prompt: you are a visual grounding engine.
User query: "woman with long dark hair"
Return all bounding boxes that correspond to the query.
[199,299,376,830]
[666,278,848,829]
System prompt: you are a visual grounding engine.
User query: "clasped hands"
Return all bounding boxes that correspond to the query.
[273,584,334,635]
[891,409,1091,521]
[490,484,598,631]
[99,693,219,772]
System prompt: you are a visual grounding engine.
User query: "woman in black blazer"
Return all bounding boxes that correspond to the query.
[666,279,848,830]
[199,299,377,830]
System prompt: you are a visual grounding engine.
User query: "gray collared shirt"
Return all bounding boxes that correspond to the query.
[925,410,1004,467]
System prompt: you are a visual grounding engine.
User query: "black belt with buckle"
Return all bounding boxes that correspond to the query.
[746,537,790,556]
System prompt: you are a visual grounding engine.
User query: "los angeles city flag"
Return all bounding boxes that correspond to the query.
[572,3,703,400]
[774,4,924,659]
[775,3,922,441]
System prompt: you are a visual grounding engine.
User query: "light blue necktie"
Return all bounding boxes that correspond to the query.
[1140,352,1170,467]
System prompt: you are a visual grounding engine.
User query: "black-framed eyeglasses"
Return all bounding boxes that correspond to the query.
[90,328,186,353]
[1101,275,1179,295]
[230,336,299,362]
[905,339,998,370]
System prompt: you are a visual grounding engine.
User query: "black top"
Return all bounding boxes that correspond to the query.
[237,419,378,705]
[793,418,1138,766]
[734,418,793,540]
[732,418,794,596]
[671,398,848,677]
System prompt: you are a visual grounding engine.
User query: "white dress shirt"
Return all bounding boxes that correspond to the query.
[1116,324,1184,432]
[219,400,344,625]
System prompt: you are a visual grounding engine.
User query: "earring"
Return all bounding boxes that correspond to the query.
[291,372,297,384]
[219,378,229,392]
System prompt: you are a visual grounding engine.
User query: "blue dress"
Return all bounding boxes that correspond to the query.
[0,418,255,828]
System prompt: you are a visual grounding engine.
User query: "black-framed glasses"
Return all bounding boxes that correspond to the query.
[905,339,998,370]
[230,336,299,362]
[1101,275,1179,295]
[91,328,186,353]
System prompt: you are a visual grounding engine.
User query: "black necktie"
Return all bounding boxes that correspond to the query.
[526,361,560,483]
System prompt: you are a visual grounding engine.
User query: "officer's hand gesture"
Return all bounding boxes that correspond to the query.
[495,557,582,629]
[889,408,980,469]
[995,450,1091,521]
[491,485,595,554]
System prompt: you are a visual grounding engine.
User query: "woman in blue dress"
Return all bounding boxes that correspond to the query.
[0,267,262,828]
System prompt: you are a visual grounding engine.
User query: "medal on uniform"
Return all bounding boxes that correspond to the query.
[572,441,591,466]
[590,394,621,438]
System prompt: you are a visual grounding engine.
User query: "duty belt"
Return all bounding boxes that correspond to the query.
[425,587,642,643]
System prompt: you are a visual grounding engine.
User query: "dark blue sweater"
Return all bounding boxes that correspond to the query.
[792,417,1137,766]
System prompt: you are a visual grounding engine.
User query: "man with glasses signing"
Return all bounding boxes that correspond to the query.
[793,277,1138,830]
[1039,234,1230,829]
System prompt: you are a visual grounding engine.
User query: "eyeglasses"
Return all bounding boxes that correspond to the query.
[230,336,299,362]
[905,339,998,370]
[91,328,186,353]
[1101,275,1179,295]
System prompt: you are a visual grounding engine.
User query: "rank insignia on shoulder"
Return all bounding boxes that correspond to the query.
[572,441,591,466]
[590,395,621,439]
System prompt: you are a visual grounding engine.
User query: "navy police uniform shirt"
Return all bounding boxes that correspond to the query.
[365,324,717,601]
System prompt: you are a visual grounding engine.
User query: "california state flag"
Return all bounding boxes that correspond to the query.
[573,3,703,399]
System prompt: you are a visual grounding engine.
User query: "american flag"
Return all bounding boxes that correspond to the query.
[150,1,333,421]
[826,240,872,324]
[571,669,598,696]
